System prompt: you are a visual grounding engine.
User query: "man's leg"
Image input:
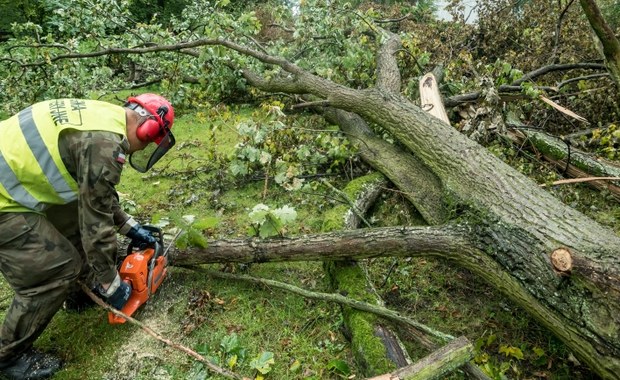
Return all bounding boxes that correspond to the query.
[46,203,97,311]
[0,212,81,364]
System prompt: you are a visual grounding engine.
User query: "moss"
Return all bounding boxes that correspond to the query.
[322,204,350,232]
[322,172,386,232]
[530,132,609,177]
[322,172,403,376]
[346,311,396,375]
[342,172,385,200]
[326,260,398,376]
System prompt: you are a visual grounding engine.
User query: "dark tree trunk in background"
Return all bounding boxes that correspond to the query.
[580,0,620,90]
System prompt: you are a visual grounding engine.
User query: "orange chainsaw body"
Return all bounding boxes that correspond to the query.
[108,242,168,324]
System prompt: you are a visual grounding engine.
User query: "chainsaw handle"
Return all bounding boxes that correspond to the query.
[126,225,163,254]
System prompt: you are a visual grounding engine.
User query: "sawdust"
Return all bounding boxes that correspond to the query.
[102,280,188,380]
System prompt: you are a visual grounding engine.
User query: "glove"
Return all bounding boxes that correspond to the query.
[100,273,132,310]
[126,224,156,246]
[106,281,132,310]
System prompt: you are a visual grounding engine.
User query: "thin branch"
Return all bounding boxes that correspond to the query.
[541,176,620,187]
[246,35,269,55]
[512,62,607,85]
[550,0,577,64]
[374,13,412,24]
[556,73,609,88]
[320,178,372,228]
[7,37,307,76]
[267,23,295,33]
[184,267,455,342]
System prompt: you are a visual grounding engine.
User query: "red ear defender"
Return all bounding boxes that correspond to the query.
[136,118,162,142]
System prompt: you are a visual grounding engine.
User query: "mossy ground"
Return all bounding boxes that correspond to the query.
[0,101,614,379]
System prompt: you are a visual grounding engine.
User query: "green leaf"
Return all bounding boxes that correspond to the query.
[230,161,248,176]
[499,345,524,360]
[193,217,219,230]
[259,215,282,238]
[533,347,545,358]
[327,359,351,376]
[486,334,497,347]
[220,333,240,354]
[273,205,297,224]
[250,351,275,374]
[248,204,270,224]
[189,230,208,248]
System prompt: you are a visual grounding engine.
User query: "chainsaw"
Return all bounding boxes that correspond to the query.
[108,225,170,324]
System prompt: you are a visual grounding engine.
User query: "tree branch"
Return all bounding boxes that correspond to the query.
[375,31,402,93]
[444,62,608,106]
[183,267,455,342]
[579,0,620,89]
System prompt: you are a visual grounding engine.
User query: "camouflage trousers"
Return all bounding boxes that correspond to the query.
[0,202,86,362]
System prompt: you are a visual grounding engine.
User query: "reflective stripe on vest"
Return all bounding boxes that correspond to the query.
[0,99,127,212]
[0,151,44,211]
[19,106,76,205]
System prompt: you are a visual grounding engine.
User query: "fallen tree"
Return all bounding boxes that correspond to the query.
[163,29,620,379]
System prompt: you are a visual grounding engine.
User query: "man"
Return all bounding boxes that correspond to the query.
[0,93,176,379]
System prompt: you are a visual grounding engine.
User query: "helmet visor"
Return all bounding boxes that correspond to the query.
[129,130,175,173]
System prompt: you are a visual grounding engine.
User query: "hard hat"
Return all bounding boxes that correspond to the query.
[125,93,176,173]
[126,93,175,144]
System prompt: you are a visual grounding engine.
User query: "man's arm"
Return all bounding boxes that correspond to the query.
[61,131,129,286]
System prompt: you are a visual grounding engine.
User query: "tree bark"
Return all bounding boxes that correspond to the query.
[367,336,473,380]
[579,0,620,90]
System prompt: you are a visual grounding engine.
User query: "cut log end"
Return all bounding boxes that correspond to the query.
[550,248,573,276]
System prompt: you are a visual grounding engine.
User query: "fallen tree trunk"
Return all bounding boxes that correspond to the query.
[367,336,473,380]
[226,32,620,377]
[508,128,620,200]
[322,173,412,376]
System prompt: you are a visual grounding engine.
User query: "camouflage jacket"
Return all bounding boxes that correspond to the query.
[58,131,131,285]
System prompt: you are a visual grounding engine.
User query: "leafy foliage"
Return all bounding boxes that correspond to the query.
[247,203,297,238]
[582,124,620,160]
[230,102,355,191]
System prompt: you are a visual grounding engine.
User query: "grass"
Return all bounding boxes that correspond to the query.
[0,100,612,379]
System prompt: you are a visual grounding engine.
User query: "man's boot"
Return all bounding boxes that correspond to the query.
[0,350,62,380]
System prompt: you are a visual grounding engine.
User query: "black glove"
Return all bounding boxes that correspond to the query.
[126,224,157,245]
[106,281,132,310]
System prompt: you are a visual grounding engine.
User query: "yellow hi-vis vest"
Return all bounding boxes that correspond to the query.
[0,99,127,213]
